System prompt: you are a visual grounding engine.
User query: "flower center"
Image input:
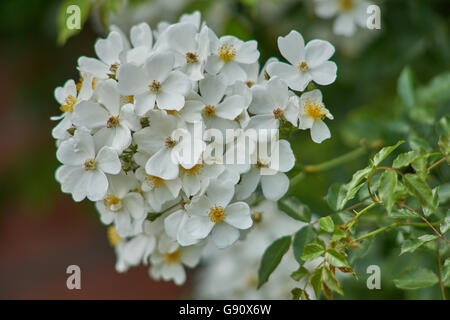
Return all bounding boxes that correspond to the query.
[185,52,199,64]
[106,116,119,128]
[107,226,122,247]
[218,44,236,62]
[256,159,268,169]
[252,212,262,223]
[103,194,122,212]
[203,105,216,117]
[165,136,177,149]
[273,108,284,119]
[145,175,165,188]
[149,80,161,94]
[108,63,119,79]
[165,109,179,116]
[164,250,180,264]
[83,158,96,171]
[182,163,204,176]
[297,61,309,73]
[208,205,226,224]
[304,99,326,120]
[339,0,354,11]
[246,80,255,88]
[121,95,134,104]
[60,95,77,113]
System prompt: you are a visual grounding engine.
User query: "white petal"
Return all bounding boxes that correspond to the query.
[333,13,356,36]
[95,31,123,65]
[162,71,191,95]
[211,223,239,248]
[299,114,314,129]
[215,95,245,120]
[77,57,108,79]
[235,40,259,64]
[123,192,145,219]
[86,170,108,201]
[305,40,335,69]
[248,85,275,115]
[309,61,337,86]
[311,119,331,143]
[199,74,227,106]
[96,146,121,174]
[206,180,234,207]
[117,63,148,95]
[205,55,225,75]
[72,101,109,129]
[315,0,338,18]
[276,139,296,173]
[277,30,305,65]
[180,246,202,267]
[184,215,214,239]
[246,114,279,130]
[134,92,156,116]
[130,22,152,48]
[261,172,289,200]
[96,79,120,116]
[267,62,310,91]
[144,52,174,82]
[180,100,204,123]
[220,62,247,84]
[235,167,260,200]
[224,202,252,229]
[145,148,179,180]
[156,91,185,111]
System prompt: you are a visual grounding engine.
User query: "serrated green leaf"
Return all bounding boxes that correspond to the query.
[257,236,291,288]
[394,268,439,290]
[291,266,309,281]
[442,259,450,282]
[327,183,346,211]
[423,187,439,217]
[393,150,424,168]
[291,288,302,300]
[373,141,405,166]
[325,249,351,268]
[389,208,419,219]
[403,174,434,210]
[278,197,311,222]
[340,167,373,210]
[378,170,398,214]
[436,115,450,136]
[301,242,325,261]
[309,267,323,297]
[322,267,343,296]
[293,226,317,264]
[438,134,450,156]
[318,216,335,233]
[332,228,347,241]
[398,67,415,109]
[400,234,438,255]
[441,216,450,234]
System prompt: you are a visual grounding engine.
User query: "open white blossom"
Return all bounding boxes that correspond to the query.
[267,30,337,91]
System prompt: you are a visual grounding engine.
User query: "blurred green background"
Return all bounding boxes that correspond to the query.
[0,0,448,299]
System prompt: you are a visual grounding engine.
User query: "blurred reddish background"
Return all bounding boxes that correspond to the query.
[0,0,189,299]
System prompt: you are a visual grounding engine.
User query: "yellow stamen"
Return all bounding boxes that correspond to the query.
[273,108,284,119]
[107,226,122,247]
[304,99,327,120]
[186,52,199,64]
[121,95,134,104]
[109,63,119,79]
[165,136,177,148]
[60,95,77,113]
[256,159,268,169]
[103,194,122,212]
[218,44,236,62]
[246,81,255,88]
[209,205,226,224]
[145,175,165,188]
[182,163,204,176]
[164,250,180,264]
[106,116,119,128]
[297,61,309,73]
[83,158,96,171]
[203,105,216,117]
[149,80,161,94]
[339,0,354,11]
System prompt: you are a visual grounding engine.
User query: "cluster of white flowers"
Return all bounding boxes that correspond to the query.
[52,11,337,285]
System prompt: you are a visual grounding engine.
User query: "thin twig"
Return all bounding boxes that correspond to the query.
[436,240,447,300]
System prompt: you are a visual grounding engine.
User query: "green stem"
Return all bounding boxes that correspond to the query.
[354,222,400,242]
[304,146,368,173]
[344,202,379,229]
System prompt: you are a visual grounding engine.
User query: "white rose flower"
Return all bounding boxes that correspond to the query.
[267,30,337,91]
[56,128,121,201]
[298,89,334,143]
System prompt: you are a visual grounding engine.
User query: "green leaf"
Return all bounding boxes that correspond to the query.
[278,197,311,222]
[301,242,325,261]
[257,236,291,289]
[57,0,92,46]
[442,259,450,282]
[341,167,373,210]
[378,170,398,214]
[409,104,435,125]
[393,150,424,168]
[438,134,450,156]
[440,216,450,234]
[309,268,323,298]
[292,226,317,264]
[394,268,439,290]
[325,249,351,268]
[389,208,419,219]
[326,183,346,211]
[423,187,439,217]
[403,174,434,210]
[291,266,309,281]
[322,267,344,296]
[397,67,415,109]
[400,234,439,255]
[436,115,450,136]
[332,228,347,241]
[291,288,303,300]
[318,216,335,233]
[373,141,405,166]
